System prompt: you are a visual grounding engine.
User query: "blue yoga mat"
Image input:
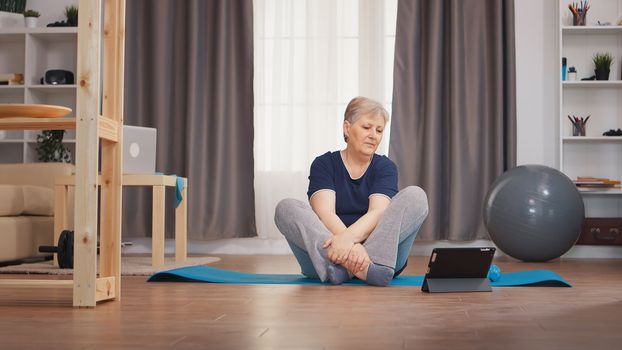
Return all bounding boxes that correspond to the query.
[147,265,571,287]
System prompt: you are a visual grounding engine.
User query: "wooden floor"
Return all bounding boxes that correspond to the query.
[0,255,621,349]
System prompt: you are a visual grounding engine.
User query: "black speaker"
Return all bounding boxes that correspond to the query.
[41,69,74,85]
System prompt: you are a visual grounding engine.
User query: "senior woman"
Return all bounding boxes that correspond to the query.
[275,96,429,286]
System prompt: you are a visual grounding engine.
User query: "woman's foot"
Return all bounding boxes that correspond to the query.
[327,264,352,285]
[365,263,394,286]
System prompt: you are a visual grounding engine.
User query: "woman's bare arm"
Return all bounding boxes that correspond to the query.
[309,190,347,236]
[342,194,390,243]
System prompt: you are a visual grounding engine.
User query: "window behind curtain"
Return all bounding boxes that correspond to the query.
[254,0,398,238]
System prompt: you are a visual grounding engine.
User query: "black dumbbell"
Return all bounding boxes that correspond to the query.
[39,230,74,269]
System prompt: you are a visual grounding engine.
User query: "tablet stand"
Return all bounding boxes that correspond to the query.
[422,277,492,293]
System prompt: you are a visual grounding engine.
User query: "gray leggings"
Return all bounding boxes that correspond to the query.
[274,186,429,281]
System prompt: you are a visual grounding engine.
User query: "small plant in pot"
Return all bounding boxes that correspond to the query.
[23,9,40,28]
[35,130,72,163]
[0,0,26,14]
[592,52,614,81]
[64,5,78,26]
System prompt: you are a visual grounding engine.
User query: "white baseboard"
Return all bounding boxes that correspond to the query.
[122,236,622,259]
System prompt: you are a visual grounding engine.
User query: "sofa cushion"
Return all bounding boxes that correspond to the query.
[0,185,24,216]
[22,185,54,216]
[0,184,54,217]
[0,163,75,225]
[0,216,53,262]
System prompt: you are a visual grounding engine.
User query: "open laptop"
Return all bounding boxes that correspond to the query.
[123,125,157,174]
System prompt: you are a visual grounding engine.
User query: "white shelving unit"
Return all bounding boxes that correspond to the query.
[0,27,77,163]
[559,0,622,218]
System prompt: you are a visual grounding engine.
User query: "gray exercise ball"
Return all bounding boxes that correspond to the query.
[483,165,584,262]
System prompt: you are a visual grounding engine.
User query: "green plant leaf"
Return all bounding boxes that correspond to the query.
[35,130,71,163]
[592,52,614,70]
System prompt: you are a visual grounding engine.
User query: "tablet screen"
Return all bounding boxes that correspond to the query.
[425,247,496,279]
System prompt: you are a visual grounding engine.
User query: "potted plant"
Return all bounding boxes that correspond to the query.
[592,52,614,81]
[35,130,71,163]
[65,5,77,26]
[22,9,39,28]
[0,0,26,13]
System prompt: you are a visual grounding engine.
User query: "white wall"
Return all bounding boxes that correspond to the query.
[515,0,558,167]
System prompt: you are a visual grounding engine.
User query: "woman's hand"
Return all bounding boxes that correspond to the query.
[323,232,355,264]
[343,243,371,273]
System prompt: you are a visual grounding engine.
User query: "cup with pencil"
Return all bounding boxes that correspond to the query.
[568,114,590,136]
[569,1,590,26]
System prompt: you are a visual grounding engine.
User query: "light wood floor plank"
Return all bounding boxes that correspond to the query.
[1,255,621,349]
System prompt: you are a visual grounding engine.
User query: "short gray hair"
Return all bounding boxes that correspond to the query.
[344,96,389,124]
[343,97,389,142]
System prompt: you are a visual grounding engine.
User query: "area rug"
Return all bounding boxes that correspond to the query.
[148,265,572,287]
[0,256,220,276]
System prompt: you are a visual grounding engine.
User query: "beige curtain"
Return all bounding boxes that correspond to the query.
[390,0,517,240]
[123,0,256,240]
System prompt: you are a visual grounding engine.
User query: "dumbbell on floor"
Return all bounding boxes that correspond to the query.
[39,230,74,269]
[39,231,130,269]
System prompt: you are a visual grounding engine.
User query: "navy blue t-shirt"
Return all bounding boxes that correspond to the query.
[307,151,398,227]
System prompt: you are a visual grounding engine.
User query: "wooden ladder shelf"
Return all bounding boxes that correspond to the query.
[0,0,126,308]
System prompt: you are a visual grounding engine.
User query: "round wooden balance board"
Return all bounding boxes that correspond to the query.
[0,104,72,119]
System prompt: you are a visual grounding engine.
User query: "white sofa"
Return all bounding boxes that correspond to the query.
[0,163,74,262]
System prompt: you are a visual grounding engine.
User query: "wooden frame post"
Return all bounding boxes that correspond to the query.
[74,0,103,307]
[53,184,67,267]
[175,178,188,262]
[73,0,124,307]
[100,0,125,301]
[152,186,166,267]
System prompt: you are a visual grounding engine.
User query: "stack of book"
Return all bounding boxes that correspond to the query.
[574,177,621,191]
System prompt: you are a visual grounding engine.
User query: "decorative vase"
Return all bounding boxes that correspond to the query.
[595,68,610,81]
[0,10,23,28]
[572,13,587,26]
[24,16,37,28]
